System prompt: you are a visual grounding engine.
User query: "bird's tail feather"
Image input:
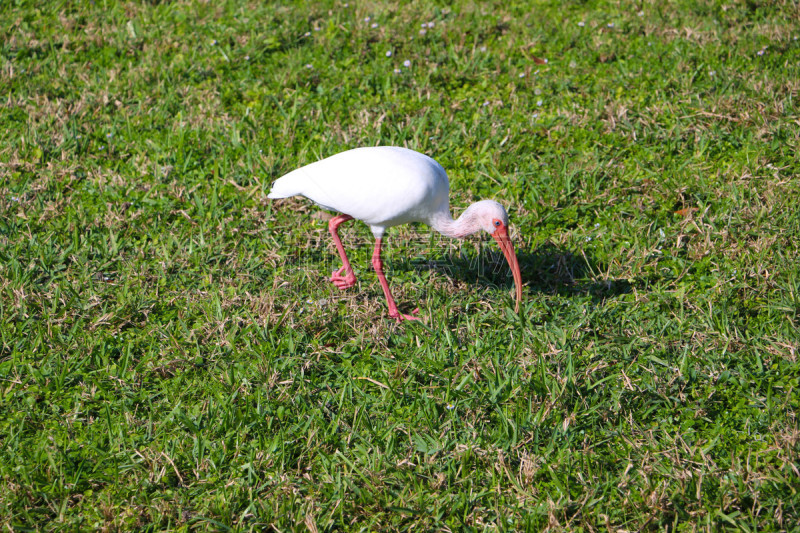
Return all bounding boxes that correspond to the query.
[267,172,301,199]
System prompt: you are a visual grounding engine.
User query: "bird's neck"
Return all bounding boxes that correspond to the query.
[430,204,481,239]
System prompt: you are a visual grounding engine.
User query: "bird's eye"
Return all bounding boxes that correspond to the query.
[493,220,501,227]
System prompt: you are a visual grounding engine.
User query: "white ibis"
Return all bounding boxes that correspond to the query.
[268,146,522,321]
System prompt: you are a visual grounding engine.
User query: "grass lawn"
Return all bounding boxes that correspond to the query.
[2,0,799,530]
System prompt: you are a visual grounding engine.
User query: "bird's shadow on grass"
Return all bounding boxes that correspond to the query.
[282,233,633,305]
[396,240,634,302]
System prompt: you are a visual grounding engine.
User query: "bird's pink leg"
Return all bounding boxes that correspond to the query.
[371,238,420,322]
[328,214,357,290]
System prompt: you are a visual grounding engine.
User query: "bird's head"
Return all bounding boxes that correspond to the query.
[466,200,523,313]
[468,200,510,235]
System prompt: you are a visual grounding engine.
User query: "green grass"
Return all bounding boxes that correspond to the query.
[1,0,799,530]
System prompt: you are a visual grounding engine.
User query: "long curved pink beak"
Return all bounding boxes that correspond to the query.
[492,225,523,313]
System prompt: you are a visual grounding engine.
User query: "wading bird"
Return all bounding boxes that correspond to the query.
[268,146,522,321]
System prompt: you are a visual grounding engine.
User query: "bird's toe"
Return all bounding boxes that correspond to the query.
[330,272,357,289]
[389,310,422,322]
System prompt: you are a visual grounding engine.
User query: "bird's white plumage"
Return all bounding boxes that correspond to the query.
[268,147,450,236]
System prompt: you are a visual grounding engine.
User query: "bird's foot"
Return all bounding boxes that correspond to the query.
[389,307,421,322]
[330,267,357,290]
